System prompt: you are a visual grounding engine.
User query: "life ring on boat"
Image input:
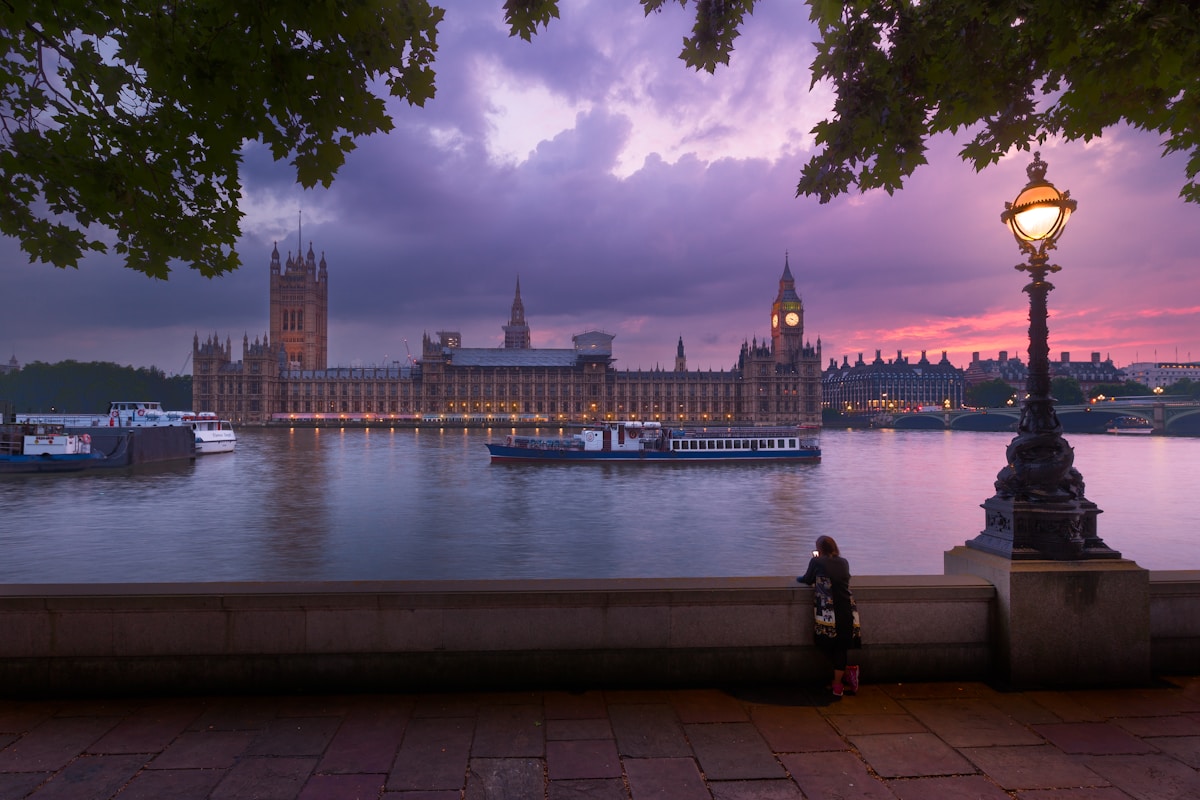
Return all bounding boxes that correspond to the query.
[628,427,639,438]
[110,410,119,418]
[137,408,145,416]
[81,434,91,444]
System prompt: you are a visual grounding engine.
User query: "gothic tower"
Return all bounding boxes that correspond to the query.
[269,240,328,370]
[675,336,686,372]
[770,253,804,367]
[502,276,531,349]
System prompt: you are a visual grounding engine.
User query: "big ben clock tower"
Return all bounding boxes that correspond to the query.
[771,254,804,367]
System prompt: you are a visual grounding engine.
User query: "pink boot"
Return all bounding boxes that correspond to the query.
[844,665,860,695]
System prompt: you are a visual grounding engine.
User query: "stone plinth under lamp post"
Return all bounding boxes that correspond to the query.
[945,153,1149,688]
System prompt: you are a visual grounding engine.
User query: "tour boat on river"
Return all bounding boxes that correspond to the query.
[486,420,821,463]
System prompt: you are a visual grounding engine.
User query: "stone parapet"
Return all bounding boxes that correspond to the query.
[1151,571,1200,670]
[0,576,993,696]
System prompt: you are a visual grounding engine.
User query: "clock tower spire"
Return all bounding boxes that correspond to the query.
[771,253,804,367]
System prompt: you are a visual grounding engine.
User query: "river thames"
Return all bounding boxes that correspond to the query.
[0,427,1194,583]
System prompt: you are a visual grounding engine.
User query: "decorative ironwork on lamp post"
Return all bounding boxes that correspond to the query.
[968,153,1120,561]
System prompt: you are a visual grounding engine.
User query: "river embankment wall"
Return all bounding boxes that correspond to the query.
[0,573,1196,696]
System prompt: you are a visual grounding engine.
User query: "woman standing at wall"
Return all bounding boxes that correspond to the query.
[798,535,862,697]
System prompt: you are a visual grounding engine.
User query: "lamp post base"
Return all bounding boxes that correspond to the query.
[968,495,1121,561]
[944,545,1149,688]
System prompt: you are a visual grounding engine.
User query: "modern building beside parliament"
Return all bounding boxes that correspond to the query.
[192,246,823,427]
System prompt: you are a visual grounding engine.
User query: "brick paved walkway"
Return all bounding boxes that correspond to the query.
[2,677,1198,799]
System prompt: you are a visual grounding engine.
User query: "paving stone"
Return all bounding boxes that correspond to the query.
[471,704,545,758]
[0,717,119,772]
[708,778,805,799]
[188,697,277,731]
[410,694,480,718]
[26,754,149,800]
[547,739,621,780]
[0,703,57,735]
[386,716,474,792]
[608,705,690,758]
[317,713,408,774]
[1014,788,1139,800]
[88,709,199,754]
[1070,690,1200,719]
[148,730,255,769]
[669,690,749,723]
[544,692,609,720]
[547,718,613,741]
[246,716,342,757]
[1025,692,1108,723]
[880,683,995,700]
[379,791,459,799]
[1032,723,1160,755]
[624,757,709,800]
[887,775,1011,800]
[684,722,784,780]
[960,745,1108,791]
[1145,735,1200,768]
[110,767,227,800]
[1114,715,1200,737]
[749,706,848,752]
[779,750,895,800]
[548,777,629,800]
[0,771,48,799]
[815,687,905,716]
[273,695,354,718]
[901,699,1044,747]
[849,732,976,778]
[464,757,544,800]
[210,756,317,800]
[297,772,387,800]
[603,691,670,705]
[824,712,925,737]
[974,693,1064,726]
[1082,753,1200,800]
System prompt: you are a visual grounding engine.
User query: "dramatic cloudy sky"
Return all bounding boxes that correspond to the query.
[4,2,1198,375]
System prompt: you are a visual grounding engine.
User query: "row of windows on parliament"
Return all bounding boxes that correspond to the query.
[193,378,815,418]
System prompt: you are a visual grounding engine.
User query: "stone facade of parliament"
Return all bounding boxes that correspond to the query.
[192,247,822,427]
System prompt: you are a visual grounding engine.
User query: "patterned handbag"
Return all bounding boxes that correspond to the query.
[813,574,863,647]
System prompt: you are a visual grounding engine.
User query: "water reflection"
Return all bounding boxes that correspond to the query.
[0,426,1195,583]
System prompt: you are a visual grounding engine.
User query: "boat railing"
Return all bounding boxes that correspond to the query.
[673,425,817,439]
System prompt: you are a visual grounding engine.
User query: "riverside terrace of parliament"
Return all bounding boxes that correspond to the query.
[191,245,827,426]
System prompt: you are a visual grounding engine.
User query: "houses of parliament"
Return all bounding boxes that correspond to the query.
[191,245,823,427]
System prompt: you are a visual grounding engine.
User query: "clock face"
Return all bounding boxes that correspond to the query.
[784,311,800,327]
[771,313,779,328]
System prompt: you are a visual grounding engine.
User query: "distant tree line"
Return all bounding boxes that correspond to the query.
[0,361,192,417]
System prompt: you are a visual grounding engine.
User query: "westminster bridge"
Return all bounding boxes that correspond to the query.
[862,400,1200,436]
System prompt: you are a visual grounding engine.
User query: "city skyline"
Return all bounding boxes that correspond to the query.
[2,2,1198,375]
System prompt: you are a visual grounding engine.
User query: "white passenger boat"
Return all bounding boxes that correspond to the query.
[188,413,237,454]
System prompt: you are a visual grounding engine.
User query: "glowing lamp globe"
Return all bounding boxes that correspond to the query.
[1001,152,1076,249]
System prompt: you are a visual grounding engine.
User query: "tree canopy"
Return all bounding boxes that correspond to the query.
[3,0,1197,278]
[2,0,442,277]
[609,1,1200,205]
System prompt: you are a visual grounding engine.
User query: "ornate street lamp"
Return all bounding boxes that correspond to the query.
[968,153,1120,560]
